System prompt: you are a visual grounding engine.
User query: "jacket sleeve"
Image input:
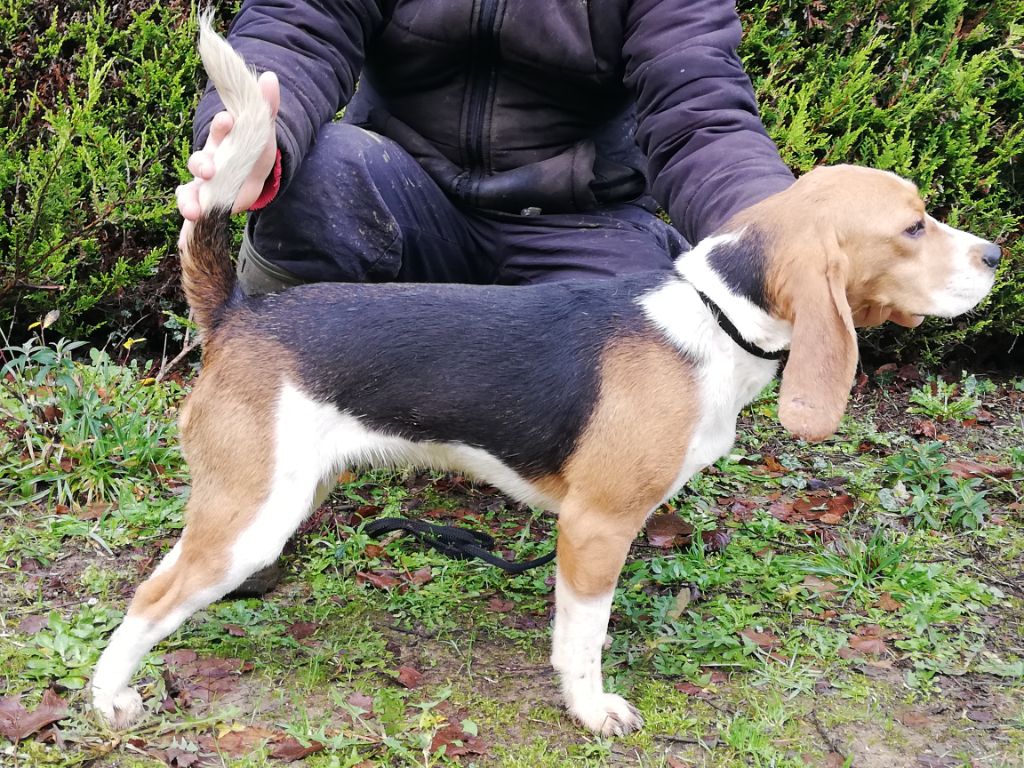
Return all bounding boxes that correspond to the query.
[193,0,384,190]
[623,0,794,243]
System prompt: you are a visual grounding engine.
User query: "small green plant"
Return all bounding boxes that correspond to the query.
[882,442,991,530]
[804,527,911,602]
[908,376,981,421]
[942,477,990,530]
[23,607,123,690]
[0,337,186,508]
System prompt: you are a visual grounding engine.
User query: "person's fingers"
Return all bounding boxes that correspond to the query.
[208,110,234,146]
[185,76,280,216]
[187,151,214,180]
[258,71,280,121]
[177,220,195,251]
[175,180,202,221]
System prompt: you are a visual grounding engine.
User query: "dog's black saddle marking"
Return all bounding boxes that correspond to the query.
[242,273,671,477]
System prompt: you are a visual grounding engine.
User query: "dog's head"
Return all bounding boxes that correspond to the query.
[743,164,999,441]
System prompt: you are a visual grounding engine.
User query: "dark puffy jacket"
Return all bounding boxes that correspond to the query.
[195,0,794,243]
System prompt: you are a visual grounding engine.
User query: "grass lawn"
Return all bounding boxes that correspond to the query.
[1,339,1023,767]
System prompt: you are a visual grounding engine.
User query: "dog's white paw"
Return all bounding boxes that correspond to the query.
[569,693,644,736]
[93,686,144,729]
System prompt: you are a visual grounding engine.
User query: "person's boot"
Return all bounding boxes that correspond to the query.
[228,562,285,597]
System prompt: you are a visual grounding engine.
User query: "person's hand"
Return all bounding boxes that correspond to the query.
[852,305,923,328]
[176,71,280,224]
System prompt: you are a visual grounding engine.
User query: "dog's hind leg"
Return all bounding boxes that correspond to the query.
[91,376,335,729]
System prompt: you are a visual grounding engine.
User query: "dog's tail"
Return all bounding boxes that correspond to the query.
[181,12,273,335]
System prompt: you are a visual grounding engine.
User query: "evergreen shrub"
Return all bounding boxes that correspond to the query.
[0,0,1020,361]
[740,0,1023,362]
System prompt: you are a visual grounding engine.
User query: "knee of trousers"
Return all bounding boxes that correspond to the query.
[246,123,411,283]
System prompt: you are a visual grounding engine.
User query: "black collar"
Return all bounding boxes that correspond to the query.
[692,287,786,361]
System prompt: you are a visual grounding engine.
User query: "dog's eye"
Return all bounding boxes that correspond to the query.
[904,220,926,237]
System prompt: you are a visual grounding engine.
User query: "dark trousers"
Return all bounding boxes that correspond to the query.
[237,123,687,294]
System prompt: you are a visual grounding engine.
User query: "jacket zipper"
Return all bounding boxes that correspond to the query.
[462,0,500,197]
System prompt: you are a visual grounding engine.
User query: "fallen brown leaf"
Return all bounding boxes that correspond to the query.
[408,566,433,586]
[346,692,374,712]
[397,665,423,689]
[701,527,731,552]
[356,569,402,590]
[163,649,199,667]
[286,621,318,640]
[945,459,1014,479]
[77,501,110,521]
[703,669,728,684]
[161,652,253,702]
[646,511,694,548]
[739,628,780,650]
[726,498,757,521]
[40,404,62,424]
[350,504,382,523]
[666,586,695,621]
[673,681,708,697]
[802,575,840,597]
[17,614,48,635]
[211,725,278,757]
[847,634,888,656]
[430,722,487,757]
[974,408,995,424]
[897,710,932,727]
[911,419,938,438]
[896,363,922,382]
[877,592,901,612]
[487,596,515,613]
[160,746,202,767]
[270,736,325,762]
[0,689,68,742]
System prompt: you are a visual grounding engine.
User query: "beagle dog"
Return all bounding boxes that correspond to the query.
[91,19,1000,735]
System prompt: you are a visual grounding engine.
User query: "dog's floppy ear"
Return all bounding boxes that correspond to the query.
[776,231,858,442]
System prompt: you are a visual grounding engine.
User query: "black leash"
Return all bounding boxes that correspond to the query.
[364,517,555,574]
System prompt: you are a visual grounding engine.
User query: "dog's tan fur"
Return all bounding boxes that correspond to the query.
[554,338,698,597]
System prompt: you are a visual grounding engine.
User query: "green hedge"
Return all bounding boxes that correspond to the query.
[740,0,1023,361]
[0,0,1020,361]
[0,1,221,341]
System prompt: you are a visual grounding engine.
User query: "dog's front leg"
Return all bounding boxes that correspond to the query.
[551,501,644,735]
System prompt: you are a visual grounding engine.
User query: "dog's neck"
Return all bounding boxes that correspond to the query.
[675,232,792,357]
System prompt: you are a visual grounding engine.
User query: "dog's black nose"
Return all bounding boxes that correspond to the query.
[980,243,1001,269]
